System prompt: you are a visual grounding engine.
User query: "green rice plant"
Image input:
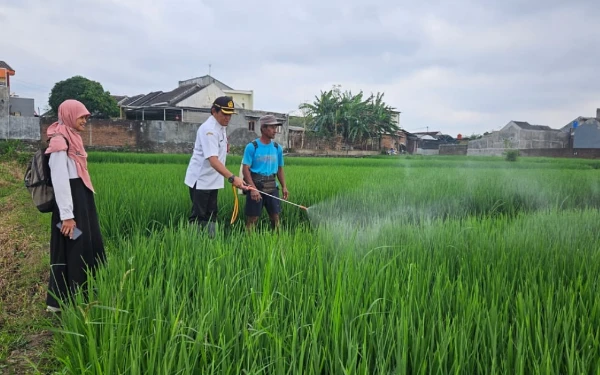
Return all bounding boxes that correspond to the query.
[88,159,600,243]
[88,151,242,166]
[88,151,600,171]
[47,153,600,374]
[53,208,600,374]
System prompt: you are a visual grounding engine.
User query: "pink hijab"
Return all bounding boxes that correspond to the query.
[45,100,95,193]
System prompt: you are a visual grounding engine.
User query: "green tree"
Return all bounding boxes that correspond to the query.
[300,86,399,147]
[299,90,340,137]
[48,76,119,118]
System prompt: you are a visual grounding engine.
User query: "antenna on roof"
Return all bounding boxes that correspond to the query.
[208,63,211,77]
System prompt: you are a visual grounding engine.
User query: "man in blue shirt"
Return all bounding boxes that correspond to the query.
[242,115,288,231]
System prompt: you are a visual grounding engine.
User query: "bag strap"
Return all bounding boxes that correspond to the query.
[47,134,70,152]
[252,140,279,150]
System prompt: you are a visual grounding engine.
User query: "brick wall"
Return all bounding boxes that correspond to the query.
[41,118,138,149]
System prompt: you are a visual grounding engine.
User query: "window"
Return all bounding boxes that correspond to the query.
[248,121,255,131]
[242,103,245,108]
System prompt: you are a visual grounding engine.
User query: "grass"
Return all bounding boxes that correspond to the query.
[0,161,58,374]
[3,151,600,373]
[54,209,600,374]
[52,154,600,374]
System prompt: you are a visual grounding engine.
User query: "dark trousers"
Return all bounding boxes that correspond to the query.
[188,185,219,224]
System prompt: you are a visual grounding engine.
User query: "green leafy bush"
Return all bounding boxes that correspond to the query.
[504,149,519,162]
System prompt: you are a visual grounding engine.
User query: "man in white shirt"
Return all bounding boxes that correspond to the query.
[184,96,247,237]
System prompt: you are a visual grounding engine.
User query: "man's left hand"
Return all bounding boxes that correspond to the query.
[282,187,289,200]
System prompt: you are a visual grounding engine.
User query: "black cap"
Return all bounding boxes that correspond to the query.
[212,96,236,114]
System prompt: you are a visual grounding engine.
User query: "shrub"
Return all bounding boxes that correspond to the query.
[0,140,26,161]
[504,149,519,162]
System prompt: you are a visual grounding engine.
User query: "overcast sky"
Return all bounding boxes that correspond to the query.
[2,0,599,136]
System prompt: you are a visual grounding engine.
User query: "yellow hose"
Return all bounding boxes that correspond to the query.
[230,184,239,224]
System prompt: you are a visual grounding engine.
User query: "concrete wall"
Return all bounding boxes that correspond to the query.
[519,148,600,158]
[231,109,289,146]
[466,147,600,158]
[468,128,568,152]
[291,149,379,157]
[2,116,40,140]
[1,86,41,140]
[38,115,288,153]
[573,119,600,148]
[0,86,8,137]
[182,111,210,124]
[9,97,35,116]
[229,127,259,147]
[467,148,506,157]
[440,144,468,155]
[416,148,439,155]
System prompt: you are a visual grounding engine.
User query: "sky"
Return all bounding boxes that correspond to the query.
[1,0,599,136]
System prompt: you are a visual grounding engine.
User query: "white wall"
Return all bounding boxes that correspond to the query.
[223,90,254,110]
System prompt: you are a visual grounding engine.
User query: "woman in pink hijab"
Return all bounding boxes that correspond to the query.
[44,99,106,313]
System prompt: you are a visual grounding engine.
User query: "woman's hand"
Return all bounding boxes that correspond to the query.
[61,219,77,239]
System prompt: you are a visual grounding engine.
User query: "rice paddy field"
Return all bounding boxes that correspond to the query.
[52,153,600,374]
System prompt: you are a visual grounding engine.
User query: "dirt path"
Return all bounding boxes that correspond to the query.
[0,160,58,374]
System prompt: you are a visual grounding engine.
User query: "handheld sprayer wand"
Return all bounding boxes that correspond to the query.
[246,185,308,211]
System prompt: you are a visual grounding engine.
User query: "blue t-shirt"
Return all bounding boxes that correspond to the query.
[242,139,284,176]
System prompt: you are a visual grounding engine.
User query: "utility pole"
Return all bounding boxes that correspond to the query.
[208,64,211,76]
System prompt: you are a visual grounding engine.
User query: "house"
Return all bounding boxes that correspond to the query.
[287,126,306,149]
[115,76,288,148]
[467,120,569,156]
[560,109,600,148]
[178,75,254,110]
[380,129,418,154]
[497,121,567,149]
[0,61,15,87]
[117,75,254,122]
[412,131,458,154]
[9,94,35,117]
[0,61,40,141]
[0,61,37,117]
[117,84,214,122]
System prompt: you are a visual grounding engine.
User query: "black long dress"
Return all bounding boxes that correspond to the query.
[46,178,106,309]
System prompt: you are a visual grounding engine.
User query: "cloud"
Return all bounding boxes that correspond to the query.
[1,0,598,134]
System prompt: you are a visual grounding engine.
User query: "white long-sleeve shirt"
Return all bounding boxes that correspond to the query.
[49,151,79,221]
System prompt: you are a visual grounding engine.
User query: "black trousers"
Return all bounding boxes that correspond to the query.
[48,178,106,308]
[188,185,219,224]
